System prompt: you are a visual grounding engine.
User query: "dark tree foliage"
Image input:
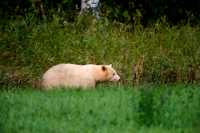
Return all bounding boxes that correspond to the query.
[1,0,200,25]
[0,0,32,17]
[101,0,200,25]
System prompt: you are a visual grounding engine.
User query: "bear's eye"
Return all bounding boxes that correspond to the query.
[113,73,115,76]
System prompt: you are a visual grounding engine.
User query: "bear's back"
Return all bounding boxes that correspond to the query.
[41,64,96,89]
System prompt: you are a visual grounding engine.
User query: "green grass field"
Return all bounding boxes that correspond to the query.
[1,14,200,133]
[1,84,200,133]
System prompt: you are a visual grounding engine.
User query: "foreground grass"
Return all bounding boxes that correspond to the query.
[0,84,200,133]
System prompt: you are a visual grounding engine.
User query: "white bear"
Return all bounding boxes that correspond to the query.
[41,64,120,90]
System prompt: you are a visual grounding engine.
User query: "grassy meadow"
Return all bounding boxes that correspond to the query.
[1,84,200,133]
[1,14,200,132]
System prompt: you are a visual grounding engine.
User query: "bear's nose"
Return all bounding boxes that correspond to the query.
[117,75,120,81]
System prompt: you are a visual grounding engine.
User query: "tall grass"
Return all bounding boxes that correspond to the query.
[0,85,200,132]
[1,14,200,86]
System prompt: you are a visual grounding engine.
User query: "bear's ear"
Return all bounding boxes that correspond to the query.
[102,66,107,71]
[109,64,112,67]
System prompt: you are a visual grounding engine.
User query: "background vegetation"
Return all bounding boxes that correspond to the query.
[1,0,200,25]
[1,15,200,86]
[1,0,200,86]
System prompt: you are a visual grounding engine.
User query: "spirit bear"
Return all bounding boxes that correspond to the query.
[41,64,120,89]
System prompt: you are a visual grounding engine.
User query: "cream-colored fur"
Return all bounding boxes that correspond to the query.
[41,64,120,90]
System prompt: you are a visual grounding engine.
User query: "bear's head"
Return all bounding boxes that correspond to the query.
[101,64,120,82]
